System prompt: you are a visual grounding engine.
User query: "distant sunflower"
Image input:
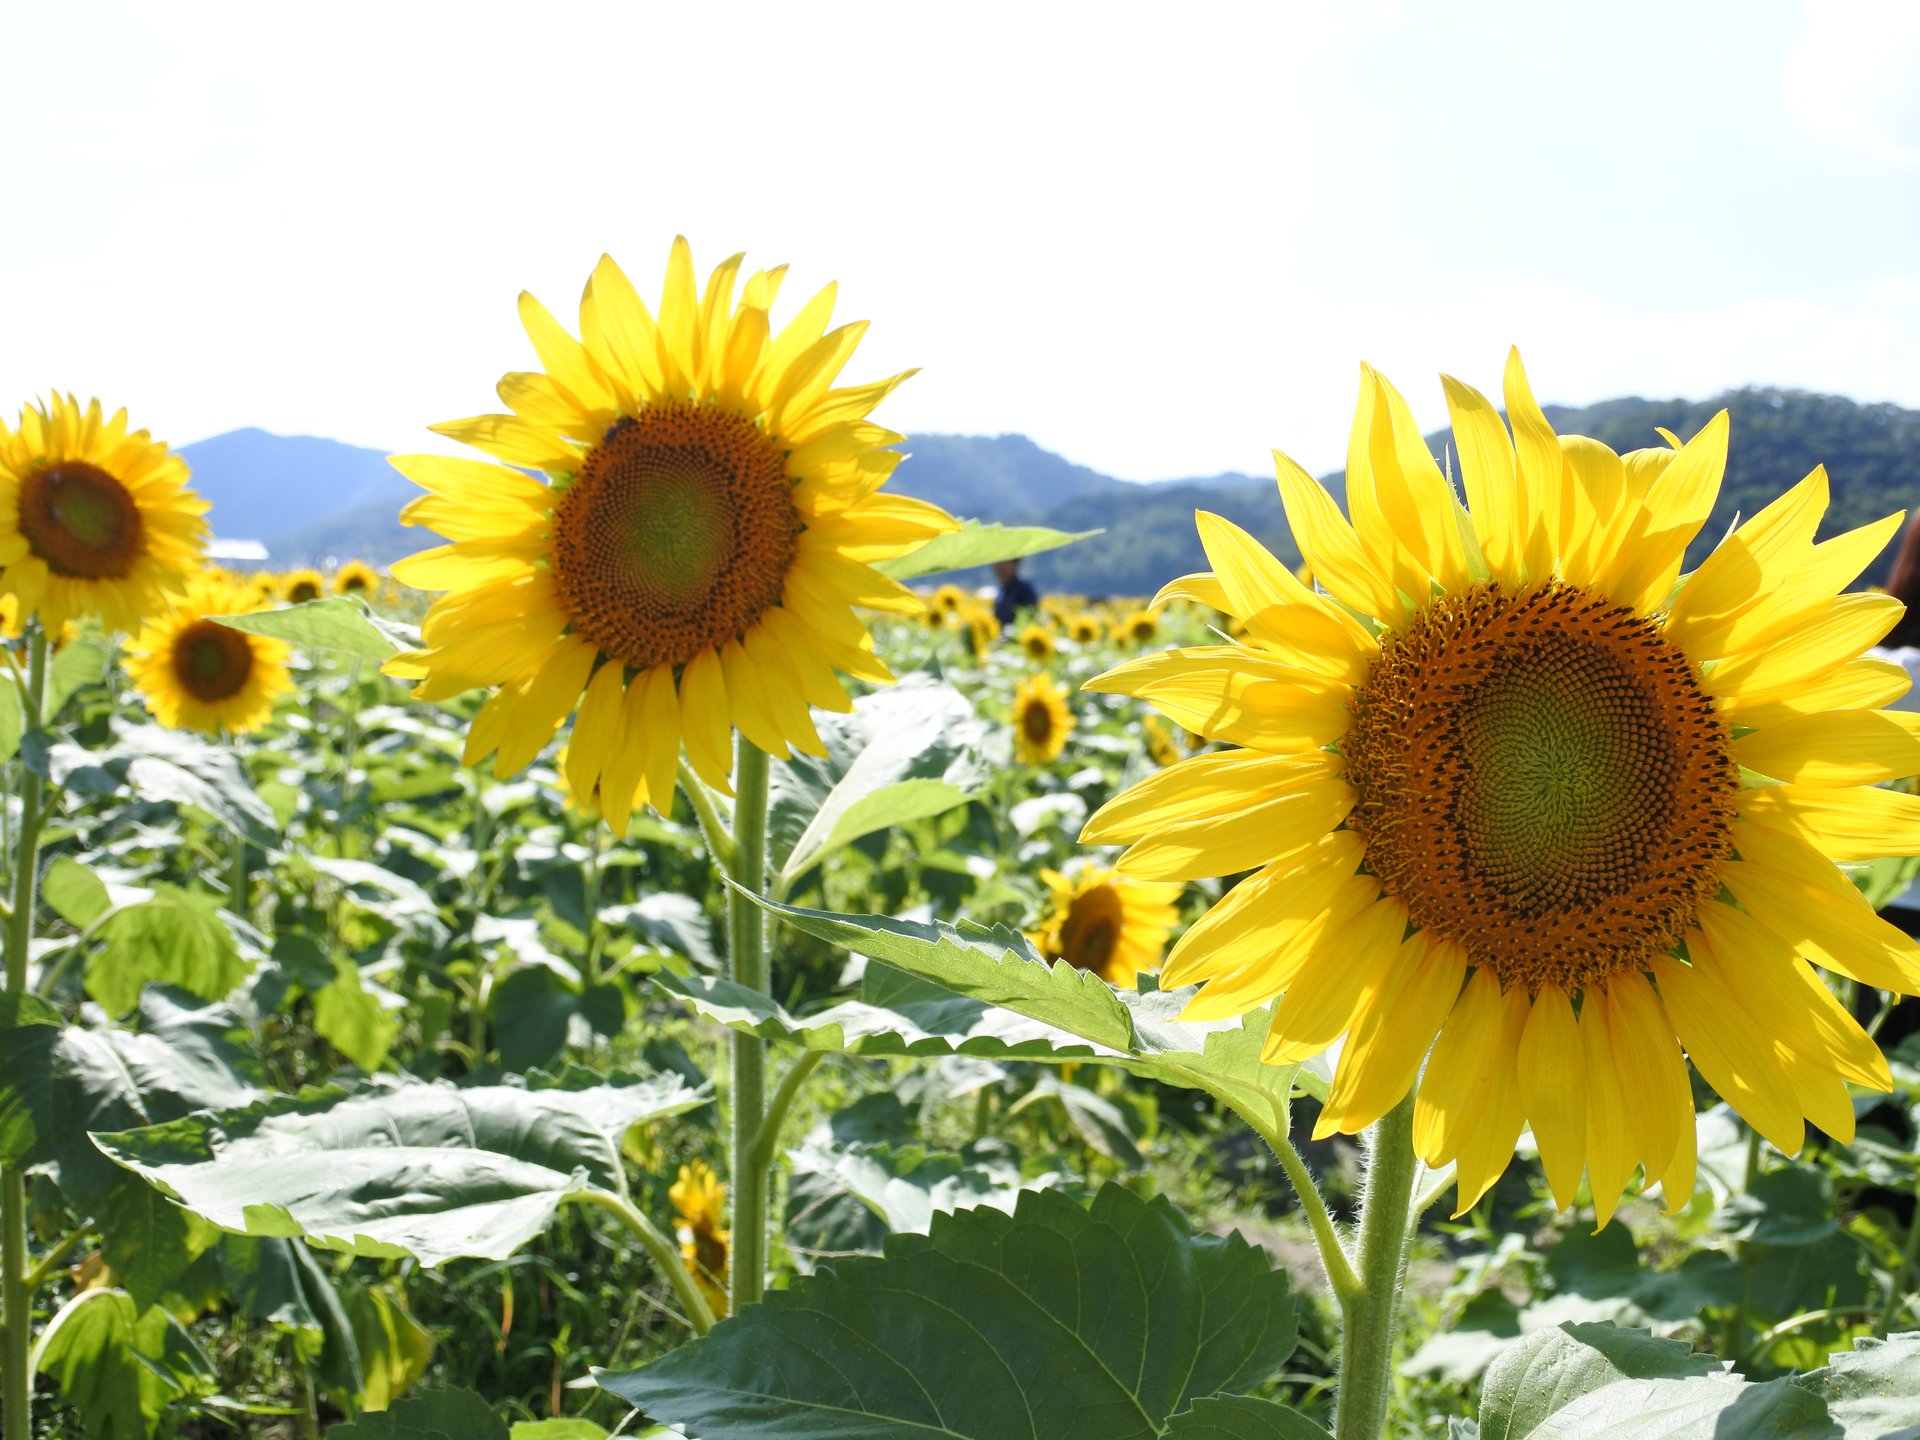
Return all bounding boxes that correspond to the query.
[282,568,324,604]
[0,394,208,633]
[126,575,291,734]
[1020,622,1057,662]
[1032,865,1181,988]
[333,560,380,596]
[1067,613,1103,645]
[1143,712,1181,768]
[959,603,998,662]
[1012,672,1074,764]
[1120,609,1158,646]
[1088,349,1920,1223]
[670,1161,730,1319]
[384,239,956,834]
[929,582,968,615]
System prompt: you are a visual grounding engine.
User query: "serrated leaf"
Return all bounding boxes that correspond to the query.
[599,1184,1297,1440]
[89,886,251,1016]
[331,1386,507,1439]
[96,1074,710,1265]
[872,519,1098,580]
[1160,1396,1330,1438]
[44,854,113,928]
[771,677,990,891]
[215,595,418,663]
[740,897,1320,1126]
[1525,1374,1834,1439]
[1798,1332,1920,1438]
[1478,1324,1719,1440]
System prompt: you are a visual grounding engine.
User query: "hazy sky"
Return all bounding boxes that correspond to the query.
[4,0,1917,481]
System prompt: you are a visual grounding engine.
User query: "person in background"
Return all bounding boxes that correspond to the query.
[1869,510,1920,941]
[994,557,1039,627]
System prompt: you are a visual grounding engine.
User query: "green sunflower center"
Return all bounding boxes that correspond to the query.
[1343,580,1738,993]
[171,619,255,703]
[551,405,798,670]
[18,462,145,579]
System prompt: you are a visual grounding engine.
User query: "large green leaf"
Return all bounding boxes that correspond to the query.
[739,897,1321,1123]
[331,1386,506,1439]
[873,519,1098,580]
[599,1184,1299,1440]
[49,720,278,845]
[769,677,990,893]
[1523,1375,1834,1440]
[1159,1398,1330,1439]
[96,1074,710,1265]
[1477,1324,1719,1440]
[215,595,419,663]
[31,1287,213,1438]
[0,670,22,762]
[1797,1333,1920,1438]
[45,635,112,716]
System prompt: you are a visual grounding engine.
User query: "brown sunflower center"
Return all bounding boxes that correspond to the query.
[550,404,797,671]
[340,573,371,593]
[287,579,321,603]
[171,620,255,703]
[1022,697,1056,743]
[17,462,144,579]
[1060,885,1124,975]
[1343,580,1737,993]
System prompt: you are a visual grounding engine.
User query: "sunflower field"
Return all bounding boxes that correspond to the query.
[8,243,1920,1440]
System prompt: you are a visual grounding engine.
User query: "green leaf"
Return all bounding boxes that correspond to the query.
[872,519,1099,580]
[1523,1375,1834,1440]
[741,896,1320,1125]
[490,965,623,1073]
[45,635,111,715]
[599,1184,1298,1440]
[90,886,251,1016]
[1160,1397,1331,1439]
[345,1283,436,1415]
[97,1074,710,1265]
[99,1173,220,1310]
[0,671,23,763]
[30,1288,208,1438]
[215,595,418,663]
[511,1423,618,1439]
[44,854,113,928]
[51,721,279,845]
[1797,1332,1920,1438]
[312,951,400,1072]
[1477,1323,1719,1440]
[770,676,989,891]
[331,1387,507,1439]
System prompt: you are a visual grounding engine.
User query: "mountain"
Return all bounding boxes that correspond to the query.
[178,386,1920,597]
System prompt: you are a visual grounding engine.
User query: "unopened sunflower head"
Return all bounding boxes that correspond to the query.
[382,239,958,835]
[0,394,209,634]
[125,575,293,735]
[1012,672,1074,765]
[1031,864,1181,989]
[1085,348,1919,1225]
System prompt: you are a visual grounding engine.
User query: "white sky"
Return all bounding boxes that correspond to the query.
[4,0,1917,481]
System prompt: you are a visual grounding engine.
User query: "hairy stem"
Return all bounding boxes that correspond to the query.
[725,740,772,1312]
[569,1189,716,1335]
[4,629,51,1440]
[748,1051,826,1174]
[1334,1094,1420,1440]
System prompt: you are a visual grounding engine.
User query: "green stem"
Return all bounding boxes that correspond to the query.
[726,740,772,1313]
[4,628,49,1440]
[1240,1104,1360,1301]
[1879,1167,1920,1335]
[677,757,738,874]
[569,1189,716,1335]
[231,836,251,923]
[748,1051,825,1174]
[21,1224,90,1295]
[1334,1094,1420,1440]
[336,660,364,844]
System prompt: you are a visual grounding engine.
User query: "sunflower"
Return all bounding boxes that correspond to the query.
[333,560,380,596]
[929,582,968,615]
[1032,865,1181,988]
[383,239,957,834]
[280,568,325,604]
[1020,622,1057,662]
[126,575,292,734]
[1085,349,1920,1225]
[1120,609,1158,646]
[670,1161,730,1319]
[1067,612,1104,645]
[0,394,208,634]
[958,602,998,662]
[1143,712,1181,768]
[1012,672,1074,764]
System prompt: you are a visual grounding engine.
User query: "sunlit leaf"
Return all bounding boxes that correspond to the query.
[214,595,418,663]
[873,518,1099,580]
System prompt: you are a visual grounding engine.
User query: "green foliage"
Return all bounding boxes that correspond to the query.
[215,594,418,661]
[873,519,1100,580]
[599,1184,1305,1439]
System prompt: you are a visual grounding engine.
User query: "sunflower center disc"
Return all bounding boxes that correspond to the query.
[1060,887,1123,974]
[551,405,797,671]
[18,462,145,579]
[171,620,255,702]
[1023,699,1056,743]
[1343,580,1737,992]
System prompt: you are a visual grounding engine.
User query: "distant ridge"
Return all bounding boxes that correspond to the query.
[179,387,1920,596]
